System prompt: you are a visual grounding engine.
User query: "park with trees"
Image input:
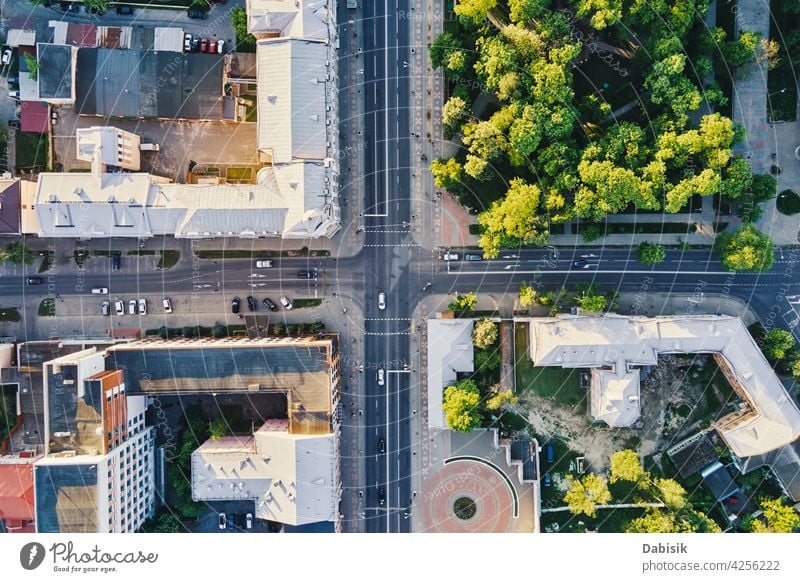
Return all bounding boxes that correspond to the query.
[432,0,778,270]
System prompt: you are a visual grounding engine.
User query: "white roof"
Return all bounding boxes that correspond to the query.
[34,161,335,239]
[528,315,800,457]
[153,27,185,53]
[75,126,141,171]
[257,39,330,161]
[247,0,331,39]
[7,29,36,47]
[191,421,335,526]
[427,319,475,429]
[590,368,640,427]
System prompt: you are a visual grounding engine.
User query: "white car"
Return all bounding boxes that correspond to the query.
[138,298,147,315]
[443,252,459,261]
[245,513,253,529]
[280,296,293,310]
[114,300,124,316]
[1,47,12,65]
[217,39,225,54]
[255,260,272,268]
[183,33,192,52]
[162,298,173,313]
[378,292,386,310]
[377,368,385,386]
[128,299,137,315]
[91,287,109,295]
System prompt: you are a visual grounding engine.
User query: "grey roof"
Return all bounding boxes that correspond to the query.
[37,43,73,100]
[34,462,98,533]
[0,180,21,234]
[740,440,800,502]
[701,462,740,502]
[666,433,719,478]
[76,49,225,119]
[257,39,330,161]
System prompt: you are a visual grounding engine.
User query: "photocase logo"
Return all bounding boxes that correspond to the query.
[20,542,46,570]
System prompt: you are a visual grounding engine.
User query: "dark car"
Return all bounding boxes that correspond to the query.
[572,260,591,269]
[543,472,552,487]
[231,296,240,314]
[378,487,385,506]
[7,77,19,86]
[67,2,80,12]
[297,270,317,279]
[26,277,43,285]
[111,254,121,270]
[246,296,256,311]
[378,438,385,454]
[116,5,133,15]
[227,513,236,529]
[262,298,278,312]
[465,254,483,261]
[190,36,200,52]
[187,8,207,19]
[545,442,554,463]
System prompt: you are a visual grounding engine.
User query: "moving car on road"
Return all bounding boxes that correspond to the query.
[162,298,173,313]
[378,292,386,310]
[378,488,385,506]
[255,260,272,268]
[465,254,483,261]
[280,296,293,310]
[377,367,385,386]
[378,438,385,454]
[572,260,591,269]
[26,277,43,285]
[297,270,317,279]
[263,298,278,312]
[231,296,241,314]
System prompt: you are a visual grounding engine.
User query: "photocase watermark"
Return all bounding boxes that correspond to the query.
[19,542,46,571]
[19,542,158,573]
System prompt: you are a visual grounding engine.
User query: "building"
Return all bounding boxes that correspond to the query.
[76,126,141,172]
[426,319,475,430]
[0,458,38,533]
[100,336,342,529]
[22,43,77,105]
[0,178,21,235]
[523,314,800,458]
[34,349,155,533]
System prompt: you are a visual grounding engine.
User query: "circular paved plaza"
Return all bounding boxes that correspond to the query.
[418,458,516,533]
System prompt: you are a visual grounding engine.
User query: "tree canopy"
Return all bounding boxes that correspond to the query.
[714,224,775,272]
[443,379,483,432]
[637,242,667,265]
[472,318,499,349]
[564,473,612,517]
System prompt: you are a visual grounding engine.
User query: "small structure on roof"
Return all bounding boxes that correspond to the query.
[6,29,36,48]
[19,101,49,134]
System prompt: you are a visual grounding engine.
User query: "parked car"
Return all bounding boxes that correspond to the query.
[231,296,240,314]
[209,40,217,53]
[263,298,278,312]
[8,90,20,100]
[297,270,317,279]
[101,300,110,316]
[217,40,225,54]
[1,47,13,65]
[91,287,108,295]
[138,298,147,315]
[377,367,385,386]
[218,513,226,530]
[26,277,43,285]
[128,299,137,315]
[111,255,121,270]
[378,292,386,310]
[545,443,554,463]
[199,38,209,53]
[245,513,253,529]
[255,260,272,268]
[187,8,207,19]
[114,300,124,316]
[6,77,19,86]
[543,472,552,487]
[443,252,459,261]
[190,36,200,52]
[184,33,193,52]
[378,438,385,454]
[162,298,173,313]
[246,295,256,311]
[116,5,133,15]
[7,119,19,129]
[280,296,293,310]
[465,254,483,261]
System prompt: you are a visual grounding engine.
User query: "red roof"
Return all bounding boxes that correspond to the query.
[20,101,49,133]
[67,24,97,48]
[0,463,35,523]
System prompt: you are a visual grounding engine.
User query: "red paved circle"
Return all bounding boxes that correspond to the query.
[419,459,515,533]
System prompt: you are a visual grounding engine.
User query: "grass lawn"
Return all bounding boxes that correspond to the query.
[226,167,253,182]
[157,251,181,270]
[514,323,585,409]
[292,298,323,309]
[0,308,21,322]
[37,299,55,317]
[243,94,258,123]
[15,132,49,173]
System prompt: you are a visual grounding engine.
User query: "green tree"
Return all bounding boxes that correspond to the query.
[430,32,464,70]
[0,242,35,265]
[150,513,183,533]
[478,178,546,258]
[519,281,538,307]
[442,379,482,432]
[791,357,800,381]
[625,508,720,533]
[209,418,228,441]
[454,0,497,22]
[751,174,778,203]
[637,241,667,265]
[449,292,478,312]
[609,450,645,484]
[442,95,471,137]
[653,478,687,509]
[23,54,40,81]
[231,6,256,50]
[430,158,464,191]
[472,317,498,348]
[564,473,612,517]
[474,347,501,372]
[575,0,623,30]
[714,224,775,272]
[508,0,549,23]
[485,390,516,411]
[575,291,607,312]
[721,31,760,69]
[750,497,800,533]
[761,328,796,361]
